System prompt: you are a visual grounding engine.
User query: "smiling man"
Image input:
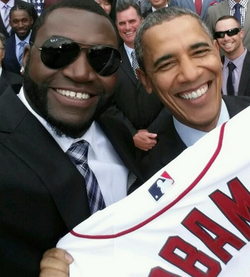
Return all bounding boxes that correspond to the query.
[0,0,145,276]
[215,15,250,96]
[134,7,250,179]
[3,5,33,74]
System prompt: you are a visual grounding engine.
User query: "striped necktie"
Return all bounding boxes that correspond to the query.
[3,5,11,35]
[18,41,27,65]
[67,140,106,214]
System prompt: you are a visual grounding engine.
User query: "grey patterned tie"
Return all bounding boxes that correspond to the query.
[67,140,106,214]
[3,5,11,35]
[131,50,139,79]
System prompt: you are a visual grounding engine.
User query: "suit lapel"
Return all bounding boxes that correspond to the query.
[0,87,90,229]
[238,51,250,96]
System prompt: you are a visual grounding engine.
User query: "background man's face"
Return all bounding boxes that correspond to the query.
[10,10,33,39]
[116,6,142,48]
[215,18,244,55]
[139,16,222,132]
[23,8,118,137]
[149,0,168,9]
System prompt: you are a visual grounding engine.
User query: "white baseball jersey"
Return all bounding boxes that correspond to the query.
[57,106,250,277]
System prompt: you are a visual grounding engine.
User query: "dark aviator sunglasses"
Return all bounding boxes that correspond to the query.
[31,36,122,77]
[214,27,241,39]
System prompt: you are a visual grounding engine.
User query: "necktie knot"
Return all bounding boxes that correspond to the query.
[228,61,236,72]
[31,0,44,16]
[131,50,139,79]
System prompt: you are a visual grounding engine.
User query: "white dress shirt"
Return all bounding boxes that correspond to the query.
[17,87,130,207]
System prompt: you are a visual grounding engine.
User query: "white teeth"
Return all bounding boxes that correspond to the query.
[179,84,208,100]
[56,89,91,100]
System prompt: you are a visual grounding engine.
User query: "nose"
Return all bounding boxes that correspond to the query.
[62,50,96,82]
[177,56,201,83]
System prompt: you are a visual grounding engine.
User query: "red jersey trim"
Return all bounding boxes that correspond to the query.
[71,122,227,240]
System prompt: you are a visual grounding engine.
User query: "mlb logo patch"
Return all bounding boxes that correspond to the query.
[148,171,174,201]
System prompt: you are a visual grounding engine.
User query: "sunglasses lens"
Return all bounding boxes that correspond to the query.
[41,38,80,69]
[215,32,224,39]
[228,28,238,36]
[88,46,121,76]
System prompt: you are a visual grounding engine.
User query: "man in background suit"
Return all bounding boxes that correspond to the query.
[106,1,165,155]
[0,0,145,276]
[0,0,37,38]
[205,0,250,50]
[0,31,22,94]
[215,15,250,96]
[171,0,224,20]
[2,5,33,74]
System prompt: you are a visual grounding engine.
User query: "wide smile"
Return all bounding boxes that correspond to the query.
[56,89,91,100]
[178,83,209,100]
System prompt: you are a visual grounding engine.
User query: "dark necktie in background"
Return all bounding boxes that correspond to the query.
[195,0,202,15]
[131,50,139,79]
[67,140,106,214]
[234,3,242,25]
[227,62,236,96]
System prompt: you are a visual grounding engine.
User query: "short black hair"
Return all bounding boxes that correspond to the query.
[10,4,32,19]
[30,0,118,44]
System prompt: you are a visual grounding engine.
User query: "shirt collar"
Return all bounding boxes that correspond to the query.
[0,0,14,8]
[173,100,230,147]
[15,31,31,46]
[229,0,249,9]
[152,3,168,12]
[224,48,247,67]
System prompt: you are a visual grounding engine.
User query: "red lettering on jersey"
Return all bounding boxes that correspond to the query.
[148,267,181,277]
[159,236,221,277]
[210,177,250,240]
[182,208,245,264]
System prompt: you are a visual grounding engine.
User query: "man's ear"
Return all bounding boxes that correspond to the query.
[136,68,153,94]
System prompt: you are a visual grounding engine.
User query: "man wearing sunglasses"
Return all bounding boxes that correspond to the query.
[215,15,250,96]
[205,0,250,51]
[0,0,145,276]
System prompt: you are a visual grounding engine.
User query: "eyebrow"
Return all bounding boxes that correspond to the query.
[153,42,211,69]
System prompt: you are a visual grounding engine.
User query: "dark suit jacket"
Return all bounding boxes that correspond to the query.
[106,45,165,137]
[2,34,21,74]
[0,0,37,38]
[140,96,250,180]
[0,85,144,277]
[0,68,23,94]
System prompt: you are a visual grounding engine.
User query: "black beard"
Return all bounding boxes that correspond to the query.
[23,63,112,138]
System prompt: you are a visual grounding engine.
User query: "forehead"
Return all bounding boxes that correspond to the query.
[142,16,211,58]
[11,9,30,19]
[215,18,239,30]
[35,8,117,46]
[116,6,140,22]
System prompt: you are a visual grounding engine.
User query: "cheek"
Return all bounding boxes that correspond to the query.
[101,75,117,96]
